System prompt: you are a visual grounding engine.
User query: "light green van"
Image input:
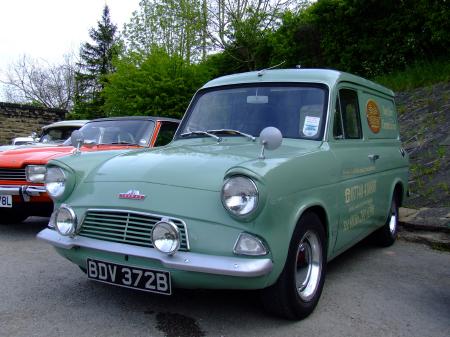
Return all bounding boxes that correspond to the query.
[38,69,409,320]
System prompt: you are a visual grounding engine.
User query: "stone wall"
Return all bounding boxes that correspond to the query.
[0,102,67,144]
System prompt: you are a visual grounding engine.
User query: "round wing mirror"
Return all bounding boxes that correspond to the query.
[259,127,282,159]
[70,130,84,152]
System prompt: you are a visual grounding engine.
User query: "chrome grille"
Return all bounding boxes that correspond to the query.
[0,168,26,181]
[78,209,189,251]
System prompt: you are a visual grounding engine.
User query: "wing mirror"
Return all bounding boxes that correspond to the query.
[259,127,282,159]
[71,130,84,154]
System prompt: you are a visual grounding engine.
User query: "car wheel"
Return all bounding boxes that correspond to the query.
[0,211,29,225]
[373,195,399,247]
[261,212,327,320]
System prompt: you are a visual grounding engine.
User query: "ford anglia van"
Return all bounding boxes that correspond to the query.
[37,69,409,319]
[0,116,179,223]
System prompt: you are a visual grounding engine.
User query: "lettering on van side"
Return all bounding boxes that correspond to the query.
[344,180,377,204]
[343,204,375,231]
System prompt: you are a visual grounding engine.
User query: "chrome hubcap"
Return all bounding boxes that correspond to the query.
[295,230,322,301]
[389,202,397,234]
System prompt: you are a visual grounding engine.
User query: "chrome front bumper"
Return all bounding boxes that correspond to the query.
[0,185,46,201]
[37,228,273,278]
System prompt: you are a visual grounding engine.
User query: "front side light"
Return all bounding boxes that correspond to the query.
[55,205,77,236]
[26,165,46,183]
[152,220,180,255]
[233,233,268,256]
[221,176,259,216]
[45,167,66,198]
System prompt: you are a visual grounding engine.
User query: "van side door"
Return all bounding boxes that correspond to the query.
[330,86,379,253]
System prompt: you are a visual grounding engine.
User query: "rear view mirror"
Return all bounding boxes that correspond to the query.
[247,96,268,104]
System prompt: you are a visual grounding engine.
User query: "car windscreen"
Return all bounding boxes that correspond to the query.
[39,126,81,144]
[176,84,328,140]
[63,120,155,146]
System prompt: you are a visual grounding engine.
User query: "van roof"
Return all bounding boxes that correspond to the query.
[202,69,394,97]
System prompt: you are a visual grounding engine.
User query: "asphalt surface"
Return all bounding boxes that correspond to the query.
[0,217,449,337]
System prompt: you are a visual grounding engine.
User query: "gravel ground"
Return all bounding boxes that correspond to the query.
[0,217,449,337]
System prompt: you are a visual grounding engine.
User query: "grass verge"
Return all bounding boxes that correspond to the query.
[373,60,450,91]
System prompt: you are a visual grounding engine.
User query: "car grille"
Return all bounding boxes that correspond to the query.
[0,168,26,181]
[78,209,189,251]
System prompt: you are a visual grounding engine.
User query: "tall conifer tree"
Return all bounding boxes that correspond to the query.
[74,5,119,118]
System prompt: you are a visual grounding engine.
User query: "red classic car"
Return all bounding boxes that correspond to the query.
[0,116,179,224]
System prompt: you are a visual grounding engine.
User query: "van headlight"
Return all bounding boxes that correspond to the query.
[221,176,259,216]
[55,205,77,236]
[26,165,46,183]
[45,167,67,198]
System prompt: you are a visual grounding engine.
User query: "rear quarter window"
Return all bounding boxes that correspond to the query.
[360,92,399,139]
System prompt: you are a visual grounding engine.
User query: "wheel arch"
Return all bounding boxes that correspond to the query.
[294,203,330,255]
[390,179,405,207]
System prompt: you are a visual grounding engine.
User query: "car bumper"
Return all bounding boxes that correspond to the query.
[0,185,46,201]
[37,228,273,278]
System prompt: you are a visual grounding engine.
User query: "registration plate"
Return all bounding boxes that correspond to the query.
[0,195,12,208]
[87,258,171,295]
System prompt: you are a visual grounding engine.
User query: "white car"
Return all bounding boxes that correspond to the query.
[11,136,35,145]
[0,120,89,152]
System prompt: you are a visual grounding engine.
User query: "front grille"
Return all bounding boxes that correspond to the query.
[0,168,26,181]
[78,209,189,251]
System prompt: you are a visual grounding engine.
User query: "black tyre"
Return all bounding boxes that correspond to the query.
[261,212,327,320]
[373,195,399,247]
[0,211,29,225]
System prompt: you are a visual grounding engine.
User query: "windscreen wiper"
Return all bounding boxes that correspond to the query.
[207,129,256,141]
[180,131,222,142]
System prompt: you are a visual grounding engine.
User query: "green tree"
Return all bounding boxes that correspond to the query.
[73,5,120,118]
[269,0,450,77]
[123,0,207,64]
[207,0,305,71]
[102,50,212,118]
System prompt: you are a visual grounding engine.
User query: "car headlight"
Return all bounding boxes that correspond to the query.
[26,165,46,183]
[221,176,259,216]
[152,220,180,255]
[55,205,77,236]
[45,167,66,198]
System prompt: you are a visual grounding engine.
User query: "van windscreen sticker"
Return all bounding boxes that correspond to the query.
[303,116,320,137]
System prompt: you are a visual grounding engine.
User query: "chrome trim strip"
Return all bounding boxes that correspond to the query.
[0,185,46,197]
[0,186,21,195]
[37,228,273,277]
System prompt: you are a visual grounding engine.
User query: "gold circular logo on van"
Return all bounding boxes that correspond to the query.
[366,99,381,133]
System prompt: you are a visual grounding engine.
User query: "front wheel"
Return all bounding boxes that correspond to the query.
[261,212,327,320]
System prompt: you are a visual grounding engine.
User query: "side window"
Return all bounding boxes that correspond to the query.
[334,89,362,139]
[154,122,178,147]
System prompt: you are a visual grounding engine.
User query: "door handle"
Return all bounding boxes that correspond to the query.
[368,154,380,161]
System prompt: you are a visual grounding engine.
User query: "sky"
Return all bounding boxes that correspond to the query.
[0,0,141,100]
